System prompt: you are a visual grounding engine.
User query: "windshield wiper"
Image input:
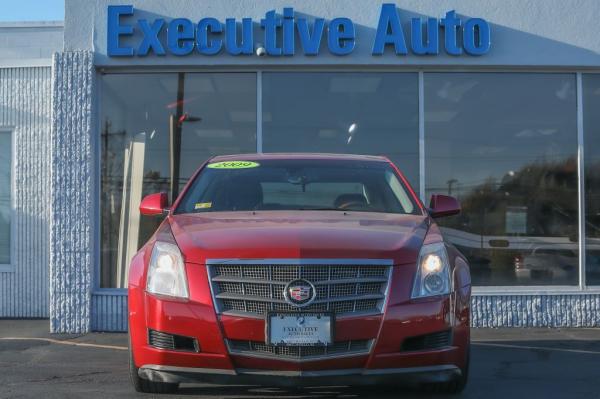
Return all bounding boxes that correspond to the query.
[298,208,344,211]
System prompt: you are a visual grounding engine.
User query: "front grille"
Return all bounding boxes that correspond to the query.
[227,339,372,359]
[148,329,199,352]
[401,330,452,352]
[207,260,393,318]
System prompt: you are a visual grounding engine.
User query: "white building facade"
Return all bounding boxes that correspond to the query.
[2,0,600,332]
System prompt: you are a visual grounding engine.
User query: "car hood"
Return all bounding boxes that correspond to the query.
[169,211,429,265]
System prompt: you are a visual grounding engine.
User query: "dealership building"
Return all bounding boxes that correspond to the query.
[1,0,600,333]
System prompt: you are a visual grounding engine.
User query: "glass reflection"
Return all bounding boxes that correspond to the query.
[262,73,420,190]
[425,73,578,286]
[583,74,600,285]
[100,73,256,288]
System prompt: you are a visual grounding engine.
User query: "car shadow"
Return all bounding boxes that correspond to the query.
[171,384,443,398]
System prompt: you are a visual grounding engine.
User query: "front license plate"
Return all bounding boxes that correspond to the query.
[267,312,333,346]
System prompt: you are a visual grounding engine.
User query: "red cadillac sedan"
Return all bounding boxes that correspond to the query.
[128,153,471,394]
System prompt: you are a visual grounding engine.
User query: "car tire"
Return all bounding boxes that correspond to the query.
[129,337,179,394]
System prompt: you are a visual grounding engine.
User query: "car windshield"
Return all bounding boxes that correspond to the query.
[175,159,420,215]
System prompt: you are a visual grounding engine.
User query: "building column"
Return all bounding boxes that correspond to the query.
[49,51,95,333]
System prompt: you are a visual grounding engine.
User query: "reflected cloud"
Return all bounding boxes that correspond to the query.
[555,81,574,100]
[515,128,557,138]
[329,76,381,93]
[436,80,478,103]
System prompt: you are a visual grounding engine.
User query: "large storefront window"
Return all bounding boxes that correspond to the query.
[99,71,584,289]
[583,74,600,285]
[0,131,11,265]
[425,73,578,286]
[100,73,256,288]
[262,73,420,190]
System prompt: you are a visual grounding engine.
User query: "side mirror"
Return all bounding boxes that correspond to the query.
[429,194,461,218]
[140,192,169,216]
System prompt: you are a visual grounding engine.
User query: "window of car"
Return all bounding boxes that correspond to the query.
[261,182,365,208]
[533,249,576,257]
[175,159,420,215]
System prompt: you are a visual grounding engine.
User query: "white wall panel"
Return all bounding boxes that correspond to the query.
[0,67,52,318]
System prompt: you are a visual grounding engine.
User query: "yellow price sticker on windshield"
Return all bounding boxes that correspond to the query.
[195,202,212,209]
[207,161,260,169]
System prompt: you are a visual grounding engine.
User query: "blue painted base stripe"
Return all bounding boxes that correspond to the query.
[91,294,128,332]
[90,293,600,332]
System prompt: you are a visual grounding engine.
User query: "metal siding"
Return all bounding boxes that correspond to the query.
[49,51,95,333]
[0,67,52,318]
[91,294,128,332]
[0,23,63,67]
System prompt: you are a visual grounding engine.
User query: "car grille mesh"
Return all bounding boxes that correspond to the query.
[227,339,372,359]
[208,261,392,318]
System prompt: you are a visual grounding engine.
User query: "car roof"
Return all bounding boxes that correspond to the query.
[209,153,390,163]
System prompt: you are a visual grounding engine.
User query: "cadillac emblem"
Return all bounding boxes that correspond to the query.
[283,279,316,307]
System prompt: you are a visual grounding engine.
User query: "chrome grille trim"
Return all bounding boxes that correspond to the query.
[208,258,393,265]
[148,329,175,350]
[207,259,393,319]
[226,339,373,361]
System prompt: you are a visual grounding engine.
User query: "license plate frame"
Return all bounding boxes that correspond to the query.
[266,311,335,347]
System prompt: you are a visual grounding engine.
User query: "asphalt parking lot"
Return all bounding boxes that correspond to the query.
[1,320,599,399]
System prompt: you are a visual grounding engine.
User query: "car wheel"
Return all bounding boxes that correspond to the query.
[129,336,179,394]
[423,343,470,395]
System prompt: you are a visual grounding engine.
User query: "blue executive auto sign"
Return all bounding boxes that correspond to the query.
[108,4,491,57]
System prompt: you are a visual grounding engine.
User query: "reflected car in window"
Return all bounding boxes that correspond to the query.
[127,154,471,394]
[515,247,600,284]
[514,248,578,284]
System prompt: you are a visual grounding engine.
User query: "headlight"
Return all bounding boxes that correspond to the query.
[146,241,189,299]
[411,242,451,299]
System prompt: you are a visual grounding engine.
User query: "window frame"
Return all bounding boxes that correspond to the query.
[0,128,15,272]
[92,68,600,295]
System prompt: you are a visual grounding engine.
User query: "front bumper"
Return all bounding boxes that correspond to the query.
[138,364,462,387]
[128,261,472,381]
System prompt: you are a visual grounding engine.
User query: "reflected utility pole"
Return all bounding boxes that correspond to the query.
[169,73,202,202]
[447,178,458,196]
[169,73,185,203]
